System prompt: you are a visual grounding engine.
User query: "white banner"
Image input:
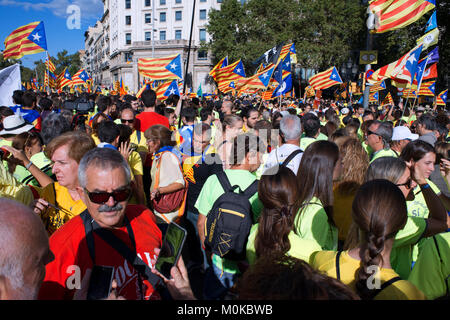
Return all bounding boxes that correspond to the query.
[0,64,22,107]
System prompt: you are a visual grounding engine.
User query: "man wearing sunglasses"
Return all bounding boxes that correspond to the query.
[120,107,148,161]
[366,120,397,163]
[39,148,163,300]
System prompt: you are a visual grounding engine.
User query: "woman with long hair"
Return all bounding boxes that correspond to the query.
[333,137,369,245]
[292,140,341,254]
[311,179,425,300]
[350,157,448,280]
[145,124,186,224]
[246,166,321,264]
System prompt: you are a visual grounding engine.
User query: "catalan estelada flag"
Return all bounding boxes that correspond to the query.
[218,80,236,94]
[3,21,47,60]
[72,69,89,86]
[369,80,386,93]
[369,91,379,103]
[236,64,275,91]
[57,68,72,89]
[368,45,422,87]
[436,89,447,106]
[417,81,436,96]
[155,80,180,101]
[209,56,228,80]
[138,54,183,80]
[402,88,417,98]
[308,67,343,90]
[381,92,394,105]
[215,60,246,83]
[45,56,56,73]
[369,0,435,34]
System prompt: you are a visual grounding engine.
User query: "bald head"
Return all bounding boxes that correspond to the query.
[0,199,51,300]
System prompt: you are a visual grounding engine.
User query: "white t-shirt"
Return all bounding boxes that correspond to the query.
[262,144,303,176]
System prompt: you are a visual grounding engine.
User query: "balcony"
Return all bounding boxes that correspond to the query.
[131,39,190,48]
[101,62,110,70]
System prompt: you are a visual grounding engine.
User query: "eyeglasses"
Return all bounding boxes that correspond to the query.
[84,187,131,204]
[396,178,412,189]
[366,130,380,137]
[121,119,134,124]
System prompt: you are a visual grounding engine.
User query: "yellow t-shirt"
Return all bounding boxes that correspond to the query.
[0,162,34,206]
[37,182,87,235]
[128,150,143,177]
[311,250,426,300]
[130,130,148,155]
[91,134,100,145]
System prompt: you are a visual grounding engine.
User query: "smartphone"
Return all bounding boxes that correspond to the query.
[155,222,187,279]
[87,265,115,300]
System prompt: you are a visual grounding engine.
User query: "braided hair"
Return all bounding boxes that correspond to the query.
[351,179,407,300]
[255,166,299,258]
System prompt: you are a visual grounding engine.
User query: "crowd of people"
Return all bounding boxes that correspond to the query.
[0,87,449,301]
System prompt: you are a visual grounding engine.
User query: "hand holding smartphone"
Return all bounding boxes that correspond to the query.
[155,222,187,279]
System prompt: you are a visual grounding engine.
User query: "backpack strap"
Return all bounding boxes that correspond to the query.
[136,130,141,144]
[368,276,402,300]
[281,149,303,167]
[216,170,234,193]
[242,180,258,199]
[335,251,342,281]
[79,210,170,299]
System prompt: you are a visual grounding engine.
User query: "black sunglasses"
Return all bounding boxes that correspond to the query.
[121,119,134,124]
[396,178,412,189]
[366,130,380,137]
[84,187,131,204]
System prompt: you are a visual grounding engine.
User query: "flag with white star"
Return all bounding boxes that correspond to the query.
[3,21,47,60]
[308,67,343,90]
[138,54,183,80]
[436,89,448,106]
[155,80,180,101]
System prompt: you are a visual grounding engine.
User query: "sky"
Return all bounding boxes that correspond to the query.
[0,0,104,69]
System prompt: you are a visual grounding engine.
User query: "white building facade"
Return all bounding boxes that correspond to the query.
[84,0,223,94]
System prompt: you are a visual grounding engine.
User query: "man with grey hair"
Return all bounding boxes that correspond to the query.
[0,198,53,300]
[366,120,396,163]
[262,114,303,175]
[38,148,164,300]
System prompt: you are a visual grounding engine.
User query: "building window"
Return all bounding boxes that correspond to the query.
[175,11,182,21]
[199,29,206,42]
[145,13,151,23]
[160,12,166,22]
[200,0,206,2]
[175,0,182,3]
[125,52,133,63]
[198,50,207,60]
[160,30,166,40]
[145,32,151,41]
[217,0,222,3]
[125,15,131,25]
[125,0,131,9]
[175,30,182,40]
[199,9,207,20]
[125,33,131,45]
[160,0,166,5]
[145,0,151,6]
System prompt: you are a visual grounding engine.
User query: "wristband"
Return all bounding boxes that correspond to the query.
[420,183,430,189]
[25,161,33,170]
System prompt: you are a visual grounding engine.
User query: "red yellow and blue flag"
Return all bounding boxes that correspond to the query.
[3,21,47,60]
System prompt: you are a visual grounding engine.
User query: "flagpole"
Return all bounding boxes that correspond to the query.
[179,0,196,128]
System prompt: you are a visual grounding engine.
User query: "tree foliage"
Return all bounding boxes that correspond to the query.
[206,0,365,74]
